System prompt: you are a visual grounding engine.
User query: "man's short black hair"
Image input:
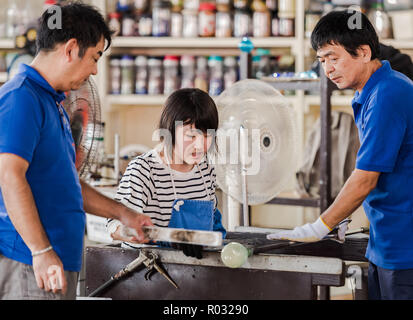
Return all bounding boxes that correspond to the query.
[36,2,113,57]
[311,10,380,60]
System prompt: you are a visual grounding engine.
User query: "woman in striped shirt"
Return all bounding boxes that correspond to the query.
[107,88,226,258]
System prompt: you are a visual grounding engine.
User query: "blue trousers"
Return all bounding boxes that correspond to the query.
[368,262,413,300]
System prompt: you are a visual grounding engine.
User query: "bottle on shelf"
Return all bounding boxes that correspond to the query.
[278,0,295,37]
[120,55,135,94]
[367,0,392,39]
[171,7,183,37]
[199,2,217,37]
[147,57,163,95]
[180,55,196,89]
[251,0,271,37]
[110,57,122,95]
[152,0,172,37]
[234,7,252,37]
[135,55,148,94]
[182,8,198,37]
[216,3,232,37]
[163,55,180,95]
[255,48,271,79]
[108,12,122,37]
[208,55,224,96]
[194,56,209,92]
[223,56,238,90]
[6,0,19,39]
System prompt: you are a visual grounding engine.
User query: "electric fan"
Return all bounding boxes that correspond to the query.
[214,79,297,207]
[62,77,103,178]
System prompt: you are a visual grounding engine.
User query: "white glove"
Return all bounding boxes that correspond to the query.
[266,217,332,242]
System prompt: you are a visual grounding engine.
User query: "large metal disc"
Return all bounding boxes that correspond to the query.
[214,79,297,205]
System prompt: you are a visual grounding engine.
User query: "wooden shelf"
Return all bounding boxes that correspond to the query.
[107,94,167,105]
[107,94,300,106]
[112,36,298,49]
[0,38,15,49]
[0,72,8,83]
[305,94,354,107]
[381,39,413,49]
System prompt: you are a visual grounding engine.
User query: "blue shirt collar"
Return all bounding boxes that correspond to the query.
[352,60,390,106]
[18,64,67,103]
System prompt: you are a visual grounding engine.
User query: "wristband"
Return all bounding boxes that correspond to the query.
[32,246,53,257]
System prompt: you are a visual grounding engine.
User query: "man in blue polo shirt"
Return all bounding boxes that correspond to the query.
[266,10,413,299]
[0,3,153,300]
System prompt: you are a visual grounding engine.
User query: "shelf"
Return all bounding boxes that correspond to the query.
[107,94,300,106]
[108,94,167,105]
[0,38,15,49]
[112,37,298,49]
[305,38,413,52]
[381,39,413,49]
[0,72,8,83]
[305,94,353,107]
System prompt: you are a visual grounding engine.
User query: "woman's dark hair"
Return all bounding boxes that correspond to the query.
[36,2,113,57]
[311,10,380,60]
[159,88,219,150]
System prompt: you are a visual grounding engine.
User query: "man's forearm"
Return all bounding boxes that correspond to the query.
[1,173,50,253]
[321,169,379,228]
[80,180,127,221]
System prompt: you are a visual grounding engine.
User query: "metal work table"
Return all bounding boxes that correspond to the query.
[84,231,368,300]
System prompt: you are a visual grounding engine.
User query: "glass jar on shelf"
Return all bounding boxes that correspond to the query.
[182,9,198,37]
[120,55,135,95]
[152,0,172,37]
[122,12,136,36]
[134,0,148,14]
[180,55,196,89]
[368,0,392,39]
[223,56,238,90]
[216,6,232,37]
[110,57,122,95]
[138,13,152,36]
[199,2,216,37]
[108,12,122,37]
[194,56,209,92]
[163,55,180,95]
[184,0,199,10]
[234,8,252,37]
[148,57,163,95]
[252,0,271,37]
[135,55,148,94]
[208,55,224,96]
[171,8,183,37]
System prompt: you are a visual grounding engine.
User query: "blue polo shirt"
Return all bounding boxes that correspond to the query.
[352,60,413,270]
[0,64,85,272]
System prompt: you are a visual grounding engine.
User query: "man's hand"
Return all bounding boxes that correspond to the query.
[110,225,143,243]
[266,217,332,242]
[119,209,154,243]
[32,250,67,295]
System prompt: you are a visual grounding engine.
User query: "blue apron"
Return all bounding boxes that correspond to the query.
[167,161,215,232]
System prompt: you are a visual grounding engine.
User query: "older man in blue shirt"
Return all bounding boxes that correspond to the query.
[267,10,413,299]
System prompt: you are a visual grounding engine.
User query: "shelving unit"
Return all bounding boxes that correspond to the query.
[91,0,413,234]
[0,38,16,87]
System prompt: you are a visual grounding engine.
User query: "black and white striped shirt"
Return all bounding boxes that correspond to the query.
[106,148,217,239]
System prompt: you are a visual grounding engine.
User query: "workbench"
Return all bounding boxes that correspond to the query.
[84,230,369,300]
